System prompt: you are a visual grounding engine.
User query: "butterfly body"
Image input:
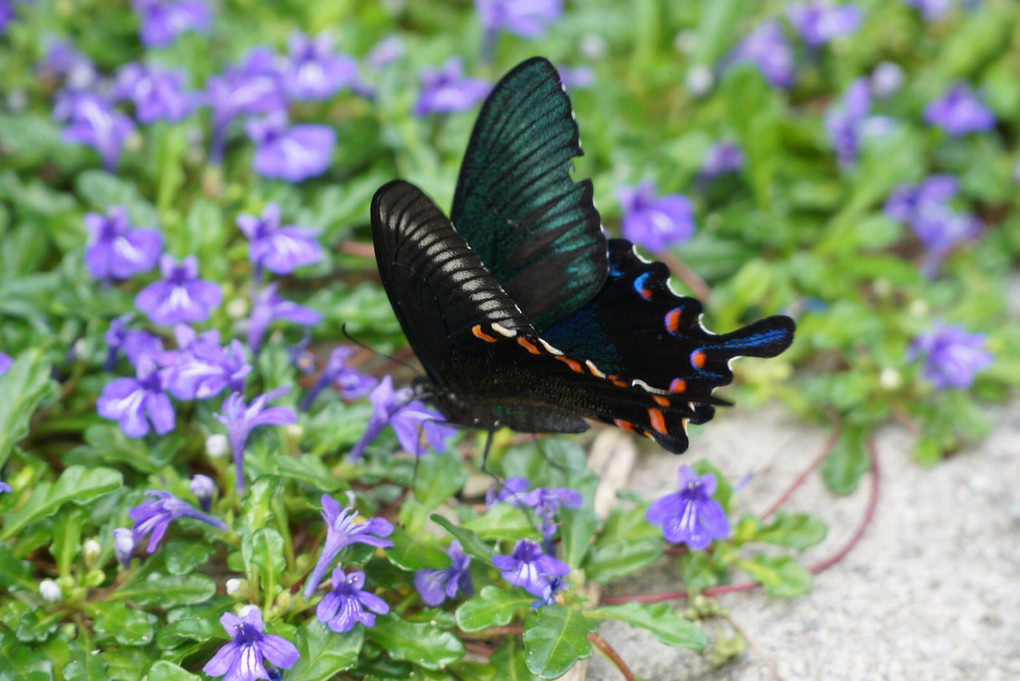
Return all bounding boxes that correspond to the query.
[371,58,795,454]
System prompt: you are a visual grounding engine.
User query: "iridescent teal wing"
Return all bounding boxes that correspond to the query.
[450,56,606,332]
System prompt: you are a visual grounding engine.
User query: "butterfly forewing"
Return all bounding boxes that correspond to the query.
[450,57,606,331]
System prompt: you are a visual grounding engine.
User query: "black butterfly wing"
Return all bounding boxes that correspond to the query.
[541,239,796,404]
[371,179,588,433]
[449,56,606,331]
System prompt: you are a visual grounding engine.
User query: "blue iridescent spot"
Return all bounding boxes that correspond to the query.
[633,273,652,300]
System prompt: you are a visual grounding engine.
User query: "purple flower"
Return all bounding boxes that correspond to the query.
[924,83,996,136]
[213,387,296,494]
[0,351,13,376]
[302,494,394,599]
[162,326,251,400]
[298,346,378,411]
[903,0,953,21]
[413,58,490,116]
[646,465,730,550]
[205,48,287,162]
[518,486,583,545]
[37,39,96,87]
[414,541,473,607]
[883,176,981,275]
[0,1,15,33]
[189,474,216,511]
[282,32,359,101]
[871,62,905,99]
[699,142,743,180]
[245,112,335,183]
[60,92,135,172]
[533,575,567,609]
[114,63,196,123]
[824,78,872,168]
[347,376,457,460]
[316,568,390,633]
[492,539,570,597]
[787,1,862,47]
[884,175,959,225]
[908,322,993,389]
[97,356,175,438]
[104,315,164,370]
[475,0,562,38]
[618,181,695,253]
[556,65,595,90]
[135,255,222,326]
[132,0,210,48]
[366,36,404,70]
[129,490,228,552]
[113,527,135,568]
[728,20,796,89]
[0,480,11,494]
[486,476,532,508]
[247,284,322,354]
[203,607,299,681]
[236,204,322,276]
[84,206,163,281]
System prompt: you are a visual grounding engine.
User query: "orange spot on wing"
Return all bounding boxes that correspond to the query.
[652,395,670,407]
[471,325,497,343]
[691,351,706,369]
[669,378,686,393]
[648,408,667,435]
[556,356,584,373]
[517,337,541,355]
[614,418,638,433]
[665,308,682,333]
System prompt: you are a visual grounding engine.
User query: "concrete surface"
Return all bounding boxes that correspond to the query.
[585,401,1020,681]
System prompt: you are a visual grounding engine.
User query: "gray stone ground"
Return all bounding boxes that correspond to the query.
[583,400,1020,681]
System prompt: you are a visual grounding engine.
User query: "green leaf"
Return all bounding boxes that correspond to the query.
[557,506,600,569]
[0,544,33,591]
[364,614,464,670]
[110,574,216,607]
[0,629,55,680]
[74,170,159,225]
[14,608,62,643]
[678,551,725,593]
[272,454,335,487]
[462,502,537,542]
[821,424,870,495]
[243,527,285,602]
[584,539,662,584]
[430,515,495,562]
[163,538,215,576]
[0,349,55,469]
[455,586,533,632]
[413,451,466,512]
[386,527,451,571]
[754,512,827,550]
[486,637,538,680]
[145,661,201,681]
[522,606,595,679]
[288,620,363,680]
[63,646,109,681]
[588,602,706,650]
[82,424,162,475]
[738,555,813,599]
[1,466,122,540]
[90,602,157,646]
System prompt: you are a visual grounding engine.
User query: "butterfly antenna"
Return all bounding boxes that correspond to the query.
[341,323,422,375]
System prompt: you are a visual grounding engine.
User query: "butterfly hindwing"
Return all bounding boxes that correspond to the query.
[541,239,796,403]
[450,57,606,331]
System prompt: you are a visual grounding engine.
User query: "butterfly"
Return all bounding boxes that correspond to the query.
[370,56,795,454]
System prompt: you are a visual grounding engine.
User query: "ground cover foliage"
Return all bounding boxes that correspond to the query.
[0,0,1018,679]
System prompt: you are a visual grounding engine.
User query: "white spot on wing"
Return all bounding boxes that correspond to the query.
[491,323,515,337]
